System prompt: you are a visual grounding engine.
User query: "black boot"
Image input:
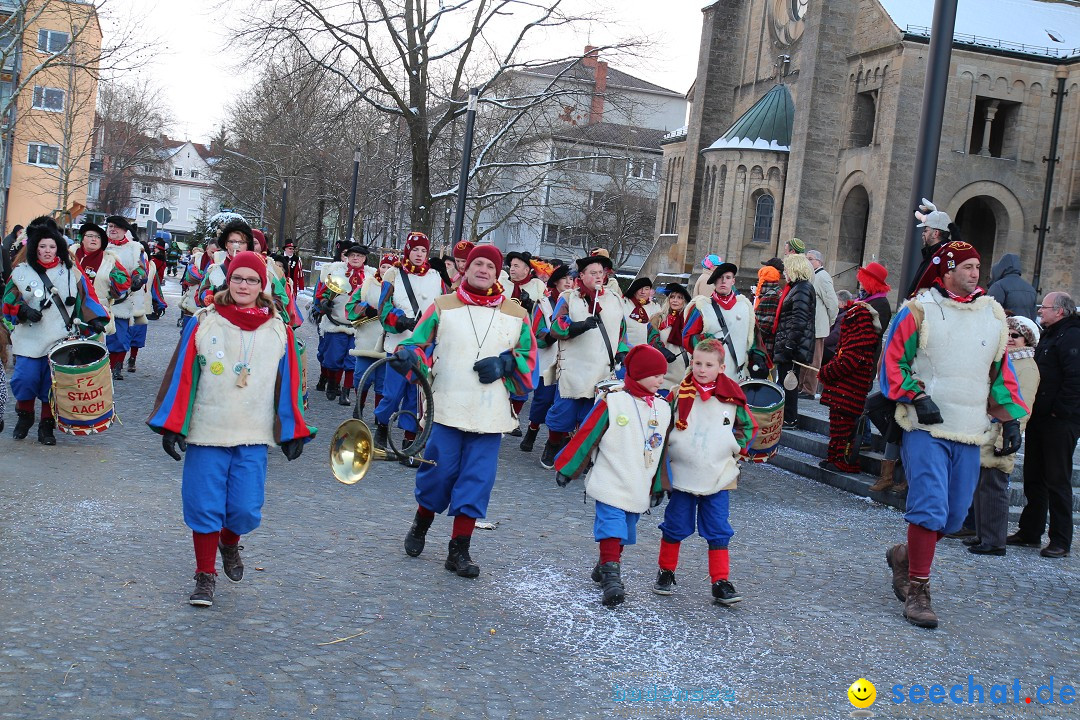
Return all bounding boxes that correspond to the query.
[325,379,340,401]
[444,537,480,578]
[373,423,389,450]
[12,410,34,440]
[519,426,539,452]
[218,541,244,582]
[127,357,136,373]
[338,386,352,406]
[598,561,625,606]
[404,511,434,557]
[112,365,124,381]
[315,373,327,392]
[37,418,56,446]
[539,438,566,469]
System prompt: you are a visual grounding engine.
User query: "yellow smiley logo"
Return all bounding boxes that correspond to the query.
[210,361,224,376]
[848,678,876,709]
[615,414,630,426]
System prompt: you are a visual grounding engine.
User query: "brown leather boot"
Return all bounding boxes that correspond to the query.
[903,578,939,628]
[868,459,895,492]
[885,543,909,602]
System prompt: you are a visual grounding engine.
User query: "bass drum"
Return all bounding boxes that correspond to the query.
[740,379,785,463]
[48,339,115,435]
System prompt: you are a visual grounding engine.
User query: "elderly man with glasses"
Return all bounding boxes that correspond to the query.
[1009,292,1080,559]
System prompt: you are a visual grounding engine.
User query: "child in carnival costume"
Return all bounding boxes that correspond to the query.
[346,253,399,417]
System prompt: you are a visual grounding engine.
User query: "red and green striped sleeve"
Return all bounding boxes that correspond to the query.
[617,318,629,354]
[109,260,131,298]
[988,352,1028,420]
[879,304,924,402]
[548,296,572,339]
[682,304,706,350]
[274,325,317,443]
[345,284,375,323]
[2,278,21,329]
[398,302,440,379]
[379,280,413,332]
[150,271,167,313]
[181,261,203,289]
[147,316,202,436]
[196,271,217,307]
[734,402,758,457]
[646,322,664,351]
[504,315,538,396]
[74,272,109,326]
[531,303,556,349]
[554,398,608,479]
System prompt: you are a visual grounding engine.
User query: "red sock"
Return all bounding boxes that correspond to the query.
[548,430,568,445]
[319,368,328,381]
[129,347,139,360]
[708,548,730,583]
[343,370,354,387]
[452,515,476,539]
[360,388,370,408]
[599,537,621,565]
[416,505,436,521]
[109,351,126,368]
[220,528,241,546]
[511,398,524,414]
[528,422,540,431]
[16,399,34,413]
[193,531,219,575]
[373,393,383,408]
[658,539,681,572]
[907,523,939,579]
[403,430,417,445]
[40,403,53,420]
[329,369,343,384]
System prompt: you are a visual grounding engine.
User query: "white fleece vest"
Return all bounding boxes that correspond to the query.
[658,323,689,390]
[667,398,742,494]
[9,263,81,358]
[107,240,144,320]
[537,295,558,385]
[319,262,359,336]
[623,298,661,347]
[584,390,671,513]
[430,296,528,434]
[894,290,1007,445]
[131,260,157,325]
[688,294,755,381]
[350,275,386,357]
[185,308,288,447]
[86,251,121,335]
[556,290,623,399]
[383,268,443,353]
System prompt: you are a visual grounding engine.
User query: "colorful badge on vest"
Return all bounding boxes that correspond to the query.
[210,361,224,375]
[616,414,630,426]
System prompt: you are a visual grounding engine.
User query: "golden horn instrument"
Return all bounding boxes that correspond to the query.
[330,418,436,485]
[324,275,349,298]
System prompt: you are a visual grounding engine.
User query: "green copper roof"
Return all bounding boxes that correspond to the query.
[707,84,794,153]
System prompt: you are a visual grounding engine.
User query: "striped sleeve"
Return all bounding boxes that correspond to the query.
[531,303,556,349]
[379,280,412,332]
[733,402,758,457]
[150,271,167,312]
[879,303,924,402]
[2,278,22,329]
[146,316,202,436]
[616,318,629,354]
[397,302,440,379]
[345,284,374,323]
[109,260,132,298]
[554,398,608,479]
[548,296,572,339]
[274,325,317,443]
[196,272,215,307]
[74,271,109,326]
[646,322,664,351]
[181,262,203,288]
[988,352,1028,421]
[683,304,706,350]
[504,315,538,396]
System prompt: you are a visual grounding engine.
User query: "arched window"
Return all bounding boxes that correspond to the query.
[752,193,774,243]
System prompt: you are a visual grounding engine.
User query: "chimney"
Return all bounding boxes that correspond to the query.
[587,46,607,125]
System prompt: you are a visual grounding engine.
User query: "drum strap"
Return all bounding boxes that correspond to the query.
[35,267,74,332]
[710,299,740,371]
[593,311,616,371]
[399,271,420,318]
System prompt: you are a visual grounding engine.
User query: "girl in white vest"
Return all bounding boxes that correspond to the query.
[391,244,536,578]
[346,253,398,416]
[147,251,315,608]
[682,262,758,383]
[315,244,369,404]
[373,231,444,459]
[653,338,757,606]
[539,254,629,469]
[102,216,148,381]
[622,277,664,352]
[73,221,129,338]
[4,218,110,444]
[651,282,692,394]
[554,345,671,607]
[520,264,574,453]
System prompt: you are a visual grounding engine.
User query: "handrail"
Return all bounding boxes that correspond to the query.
[904,24,1080,59]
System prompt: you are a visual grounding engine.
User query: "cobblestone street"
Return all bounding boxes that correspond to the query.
[1,292,1078,720]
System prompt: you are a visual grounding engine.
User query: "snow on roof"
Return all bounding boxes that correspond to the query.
[706,84,794,153]
[879,0,1080,58]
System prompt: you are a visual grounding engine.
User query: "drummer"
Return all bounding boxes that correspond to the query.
[652,282,692,394]
[346,253,398,416]
[539,253,628,469]
[3,217,109,444]
[683,261,760,382]
[102,216,148,381]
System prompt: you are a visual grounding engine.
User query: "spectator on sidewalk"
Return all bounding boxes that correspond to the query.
[799,249,838,397]
[986,253,1037,320]
[822,290,853,367]
[754,258,784,361]
[772,252,815,429]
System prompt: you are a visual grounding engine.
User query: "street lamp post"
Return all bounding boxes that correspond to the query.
[345,145,362,244]
[451,88,479,248]
[277,179,288,248]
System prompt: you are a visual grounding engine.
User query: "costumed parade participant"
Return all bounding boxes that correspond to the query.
[2,217,109,444]
[503,251,546,432]
[346,253,398,416]
[312,243,350,393]
[880,240,1027,628]
[196,220,255,308]
[450,240,473,289]
[392,244,536,577]
[126,233,167,372]
[102,216,148,381]
[683,261,761,382]
[651,282,692,394]
[520,264,573,453]
[148,251,315,608]
[554,344,671,607]
[314,244,369,404]
[252,229,302,330]
[374,231,444,463]
[73,222,130,337]
[282,241,305,291]
[179,241,215,331]
[622,277,673,363]
[653,338,756,605]
[539,253,629,469]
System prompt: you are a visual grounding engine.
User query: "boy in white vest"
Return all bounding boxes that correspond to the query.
[391,244,536,577]
[622,277,667,354]
[880,240,1027,629]
[554,344,671,607]
[102,216,148,381]
[540,254,629,469]
[652,338,757,606]
[682,261,759,382]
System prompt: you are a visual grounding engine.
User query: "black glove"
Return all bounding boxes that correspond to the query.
[995,419,1022,456]
[555,472,573,488]
[85,317,108,334]
[565,316,598,338]
[397,315,417,332]
[614,351,627,367]
[660,347,677,363]
[913,394,943,425]
[650,490,668,508]
[16,304,42,323]
[281,439,304,461]
[388,347,418,376]
[162,431,187,461]
[318,298,335,315]
[473,353,515,384]
[130,275,147,292]
[148,309,162,321]
[519,290,534,314]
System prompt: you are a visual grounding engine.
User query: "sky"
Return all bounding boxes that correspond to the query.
[98,0,704,143]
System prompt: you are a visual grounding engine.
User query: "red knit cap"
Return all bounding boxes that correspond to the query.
[251,228,266,252]
[404,231,429,254]
[624,344,667,380]
[453,240,475,260]
[466,244,503,270]
[930,241,980,281]
[380,253,400,267]
[227,250,267,289]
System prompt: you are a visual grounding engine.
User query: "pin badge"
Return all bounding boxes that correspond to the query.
[210,361,225,375]
[616,414,630,426]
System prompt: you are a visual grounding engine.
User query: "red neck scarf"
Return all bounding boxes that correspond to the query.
[932,281,984,304]
[111,237,129,247]
[711,291,737,311]
[622,377,655,406]
[674,373,746,430]
[346,265,365,289]
[661,308,685,350]
[76,247,103,274]
[628,295,651,324]
[215,302,272,331]
[38,256,61,270]
[576,278,604,308]
[456,280,505,308]
[402,258,430,276]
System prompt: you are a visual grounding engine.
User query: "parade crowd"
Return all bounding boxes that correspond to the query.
[1,197,1077,631]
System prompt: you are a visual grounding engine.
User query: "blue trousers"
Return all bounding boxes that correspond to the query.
[353,355,386,393]
[106,317,131,353]
[528,380,558,425]
[375,358,419,432]
[658,490,733,546]
[594,500,640,544]
[11,355,51,403]
[316,331,328,365]
[901,429,981,533]
[321,332,355,372]
[182,444,268,534]
[546,390,595,433]
[415,423,502,518]
[129,322,147,349]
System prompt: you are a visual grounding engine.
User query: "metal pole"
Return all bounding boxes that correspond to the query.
[277,179,288,247]
[898,0,958,298]
[1031,71,1067,293]
[451,88,479,247]
[345,146,362,244]
[260,176,267,230]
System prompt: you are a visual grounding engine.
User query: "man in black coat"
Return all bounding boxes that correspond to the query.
[1010,292,1080,558]
[773,253,816,428]
[906,199,951,298]
[986,253,1037,320]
